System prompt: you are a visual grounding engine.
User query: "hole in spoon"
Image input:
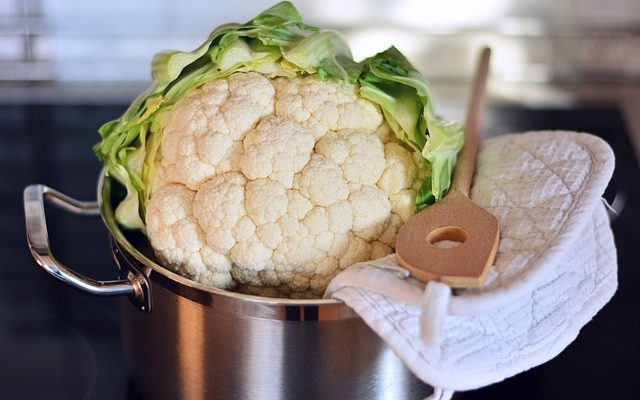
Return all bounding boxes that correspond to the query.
[428,226,467,249]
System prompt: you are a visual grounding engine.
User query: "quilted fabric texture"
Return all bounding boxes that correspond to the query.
[325,131,617,395]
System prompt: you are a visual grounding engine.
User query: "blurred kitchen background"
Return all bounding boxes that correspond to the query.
[2,0,640,150]
[1,0,637,148]
[0,1,638,87]
[2,0,640,83]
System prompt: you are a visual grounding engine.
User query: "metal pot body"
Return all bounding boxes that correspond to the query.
[23,180,431,400]
[119,278,429,400]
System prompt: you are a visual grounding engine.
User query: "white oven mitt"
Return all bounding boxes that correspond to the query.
[325,131,617,399]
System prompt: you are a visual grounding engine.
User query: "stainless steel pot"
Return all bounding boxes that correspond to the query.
[23,175,431,400]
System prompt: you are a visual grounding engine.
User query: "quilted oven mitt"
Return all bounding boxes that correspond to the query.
[325,131,616,399]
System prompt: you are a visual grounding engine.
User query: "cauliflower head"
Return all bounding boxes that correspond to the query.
[94,2,464,298]
[145,71,425,296]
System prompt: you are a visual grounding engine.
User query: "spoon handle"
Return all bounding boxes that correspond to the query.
[450,47,491,197]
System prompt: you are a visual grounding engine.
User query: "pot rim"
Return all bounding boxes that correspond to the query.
[98,171,346,307]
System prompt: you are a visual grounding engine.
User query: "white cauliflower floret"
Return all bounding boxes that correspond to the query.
[316,129,386,187]
[374,122,393,144]
[256,222,282,250]
[378,214,403,248]
[339,233,372,269]
[371,241,393,259]
[245,179,288,225]
[294,155,349,207]
[412,151,429,190]
[286,189,313,220]
[160,72,274,189]
[349,185,392,241]
[326,201,353,233]
[272,75,382,140]
[192,172,247,253]
[390,189,418,223]
[146,184,233,288]
[146,72,425,297]
[241,116,315,187]
[229,238,272,274]
[378,142,419,195]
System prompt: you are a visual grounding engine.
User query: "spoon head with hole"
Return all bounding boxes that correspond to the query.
[395,189,499,288]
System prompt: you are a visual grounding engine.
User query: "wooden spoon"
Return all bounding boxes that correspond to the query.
[395,47,499,288]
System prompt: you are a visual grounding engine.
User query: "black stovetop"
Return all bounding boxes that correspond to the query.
[1,102,639,400]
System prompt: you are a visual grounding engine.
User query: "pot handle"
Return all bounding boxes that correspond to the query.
[23,184,142,298]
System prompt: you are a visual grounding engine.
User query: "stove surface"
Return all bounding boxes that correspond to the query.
[1,103,638,400]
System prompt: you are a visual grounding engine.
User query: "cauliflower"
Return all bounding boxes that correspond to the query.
[146,71,423,296]
[94,2,464,298]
